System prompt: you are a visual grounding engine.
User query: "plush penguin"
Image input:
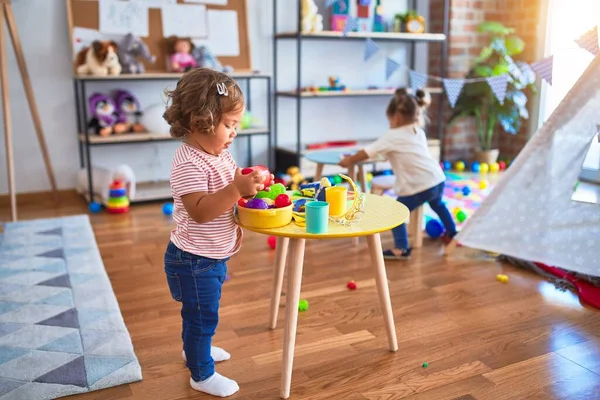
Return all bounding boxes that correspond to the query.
[87,93,124,136]
[114,90,145,133]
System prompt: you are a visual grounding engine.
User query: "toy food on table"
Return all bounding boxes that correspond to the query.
[242,165,273,188]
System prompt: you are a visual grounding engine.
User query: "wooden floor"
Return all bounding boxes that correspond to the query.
[2,193,600,400]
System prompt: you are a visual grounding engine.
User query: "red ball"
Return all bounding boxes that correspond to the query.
[275,194,292,208]
[237,198,248,207]
[498,161,506,170]
[242,165,273,188]
[267,235,276,249]
[347,281,357,290]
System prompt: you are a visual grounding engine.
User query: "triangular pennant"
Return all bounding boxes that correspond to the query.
[363,38,380,62]
[386,57,401,80]
[409,70,428,92]
[342,16,357,36]
[442,78,465,108]
[530,55,554,85]
[575,25,599,55]
[486,75,509,104]
[34,356,88,388]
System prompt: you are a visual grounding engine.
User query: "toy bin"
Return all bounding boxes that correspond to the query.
[237,203,293,229]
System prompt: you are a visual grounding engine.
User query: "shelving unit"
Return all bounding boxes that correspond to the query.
[272,0,450,174]
[72,71,272,205]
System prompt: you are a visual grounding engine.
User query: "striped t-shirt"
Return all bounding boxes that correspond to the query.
[169,143,242,259]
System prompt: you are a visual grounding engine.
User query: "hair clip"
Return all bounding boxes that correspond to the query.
[216,83,228,96]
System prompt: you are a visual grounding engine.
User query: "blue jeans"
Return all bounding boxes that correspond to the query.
[392,182,457,249]
[164,241,228,382]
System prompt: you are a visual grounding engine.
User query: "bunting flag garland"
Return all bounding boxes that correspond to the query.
[442,78,465,108]
[530,55,553,85]
[342,16,358,36]
[409,70,428,93]
[385,57,401,80]
[363,38,380,61]
[485,75,509,104]
[575,25,599,55]
[325,0,339,7]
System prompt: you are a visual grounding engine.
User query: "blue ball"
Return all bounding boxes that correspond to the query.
[88,202,102,213]
[425,219,445,238]
[162,202,174,215]
[471,162,480,173]
[382,170,393,176]
[462,186,471,196]
[327,176,335,185]
[442,161,452,171]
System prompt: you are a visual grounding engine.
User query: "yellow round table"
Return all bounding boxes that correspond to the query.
[236,193,409,399]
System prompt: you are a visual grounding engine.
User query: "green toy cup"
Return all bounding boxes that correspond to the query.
[305,201,329,234]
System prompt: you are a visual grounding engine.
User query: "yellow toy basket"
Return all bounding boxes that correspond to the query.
[237,203,293,229]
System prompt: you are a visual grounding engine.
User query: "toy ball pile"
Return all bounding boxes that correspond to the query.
[237,165,292,210]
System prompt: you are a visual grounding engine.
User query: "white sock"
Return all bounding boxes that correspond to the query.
[190,373,239,397]
[182,346,231,363]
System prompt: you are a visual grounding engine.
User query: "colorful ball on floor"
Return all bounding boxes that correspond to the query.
[498,161,507,170]
[267,235,276,249]
[490,162,500,173]
[462,186,471,196]
[479,180,488,190]
[456,210,467,222]
[479,163,489,174]
[425,219,445,238]
[442,161,452,171]
[298,299,309,312]
[455,161,465,172]
[162,202,174,215]
[88,202,102,213]
[471,162,480,173]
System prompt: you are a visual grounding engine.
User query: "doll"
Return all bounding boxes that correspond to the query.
[114,90,145,133]
[87,93,127,136]
[166,36,197,73]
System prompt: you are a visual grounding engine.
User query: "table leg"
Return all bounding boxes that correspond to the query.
[314,163,324,181]
[366,233,398,352]
[270,237,289,330]
[280,238,306,399]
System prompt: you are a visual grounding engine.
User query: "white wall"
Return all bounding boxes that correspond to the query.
[0,0,428,195]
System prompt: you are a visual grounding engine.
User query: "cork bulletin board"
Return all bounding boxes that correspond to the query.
[66,0,252,73]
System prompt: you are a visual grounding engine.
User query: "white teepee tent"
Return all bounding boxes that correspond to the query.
[453,54,600,277]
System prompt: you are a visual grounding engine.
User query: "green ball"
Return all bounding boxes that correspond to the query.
[456,211,467,222]
[422,362,428,368]
[333,176,342,184]
[298,299,309,312]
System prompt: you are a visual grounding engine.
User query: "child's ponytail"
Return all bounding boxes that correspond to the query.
[386,87,430,127]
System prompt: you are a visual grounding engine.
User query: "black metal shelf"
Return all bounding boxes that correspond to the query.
[272,0,450,173]
[73,72,272,204]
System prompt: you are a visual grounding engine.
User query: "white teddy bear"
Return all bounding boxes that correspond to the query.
[301,0,324,33]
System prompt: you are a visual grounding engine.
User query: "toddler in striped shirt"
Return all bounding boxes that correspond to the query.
[162,68,270,397]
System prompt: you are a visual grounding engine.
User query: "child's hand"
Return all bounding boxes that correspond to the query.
[233,168,265,197]
[339,156,353,168]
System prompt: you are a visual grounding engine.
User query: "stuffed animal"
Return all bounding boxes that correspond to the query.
[301,0,324,33]
[77,164,136,203]
[75,40,122,76]
[118,33,156,74]
[87,93,126,136]
[192,45,233,73]
[165,36,197,72]
[114,90,145,133]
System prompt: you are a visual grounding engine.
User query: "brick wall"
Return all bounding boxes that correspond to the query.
[427,0,541,161]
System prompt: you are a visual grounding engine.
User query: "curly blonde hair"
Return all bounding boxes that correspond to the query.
[163,68,245,138]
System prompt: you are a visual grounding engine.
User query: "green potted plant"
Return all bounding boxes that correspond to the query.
[449,21,537,164]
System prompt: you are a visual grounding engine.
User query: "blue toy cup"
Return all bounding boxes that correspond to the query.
[305,201,329,234]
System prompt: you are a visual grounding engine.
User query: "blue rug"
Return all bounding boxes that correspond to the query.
[0,215,142,399]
